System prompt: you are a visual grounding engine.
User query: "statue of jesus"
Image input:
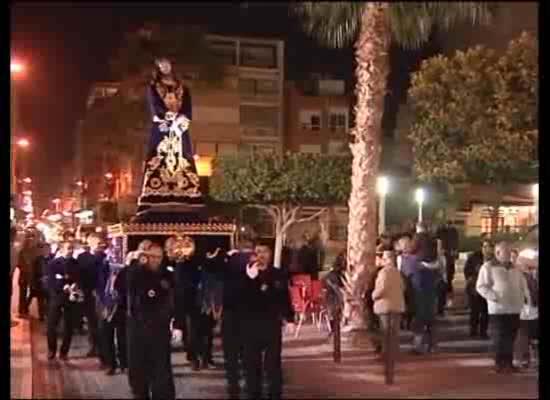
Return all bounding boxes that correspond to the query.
[137,58,202,215]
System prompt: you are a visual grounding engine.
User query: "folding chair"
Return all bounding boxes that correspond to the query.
[289,286,308,338]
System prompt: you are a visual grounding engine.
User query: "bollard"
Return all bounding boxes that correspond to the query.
[384,315,397,385]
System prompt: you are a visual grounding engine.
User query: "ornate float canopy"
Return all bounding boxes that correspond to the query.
[108,222,236,237]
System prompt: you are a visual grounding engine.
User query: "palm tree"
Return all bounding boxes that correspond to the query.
[293,3,491,332]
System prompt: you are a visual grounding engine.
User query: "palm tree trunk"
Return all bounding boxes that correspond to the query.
[346,3,390,331]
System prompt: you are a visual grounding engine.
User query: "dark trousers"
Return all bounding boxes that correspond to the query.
[490,314,520,368]
[412,318,436,353]
[18,277,30,314]
[223,310,243,396]
[445,254,455,294]
[437,281,447,315]
[26,286,46,320]
[130,324,175,400]
[469,293,489,336]
[47,299,77,355]
[243,319,283,399]
[103,313,127,370]
[184,312,201,362]
[82,294,99,352]
[197,313,215,363]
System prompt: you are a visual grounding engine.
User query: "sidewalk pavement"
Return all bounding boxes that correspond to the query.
[10,270,33,399]
[25,317,537,399]
[13,263,538,399]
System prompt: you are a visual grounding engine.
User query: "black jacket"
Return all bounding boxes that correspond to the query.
[47,256,81,301]
[77,251,101,294]
[222,250,253,313]
[413,232,438,263]
[127,263,175,327]
[464,251,486,296]
[240,266,294,324]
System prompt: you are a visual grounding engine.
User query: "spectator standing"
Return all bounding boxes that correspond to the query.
[436,221,459,301]
[26,242,49,321]
[298,233,320,280]
[464,240,493,339]
[17,234,38,317]
[10,227,20,326]
[398,236,417,331]
[322,252,346,335]
[372,250,405,384]
[476,241,530,374]
[514,251,538,369]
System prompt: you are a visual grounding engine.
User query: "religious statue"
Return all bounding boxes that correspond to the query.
[136,58,202,215]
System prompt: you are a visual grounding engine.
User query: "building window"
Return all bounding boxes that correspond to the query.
[299,144,322,154]
[240,105,279,130]
[329,209,348,241]
[209,40,237,65]
[329,109,348,132]
[240,44,277,68]
[300,110,322,131]
[239,78,278,96]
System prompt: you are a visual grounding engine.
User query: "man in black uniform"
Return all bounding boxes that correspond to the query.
[172,236,202,370]
[46,241,83,360]
[464,239,493,339]
[76,235,102,358]
[102,260,128,375]
[26,242,48,321]
[127,243,175,399]
[222,238,255,398]
[241,242,295,399]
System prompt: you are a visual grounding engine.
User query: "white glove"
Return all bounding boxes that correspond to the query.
[227,249,240,256]
[165,111,177,121]
[246,262,259,279]
[171,329,183,344]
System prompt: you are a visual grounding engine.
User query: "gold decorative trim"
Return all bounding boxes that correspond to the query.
[108,222,236,237]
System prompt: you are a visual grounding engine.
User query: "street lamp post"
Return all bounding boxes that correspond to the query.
[415,188,425,224]
[377,176,389,235]
[11,59,26,196]
[533,183,539,225]
[11,138,30,196]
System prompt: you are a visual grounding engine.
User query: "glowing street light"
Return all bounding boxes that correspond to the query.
[415,188,425,223]
[16,138,30,147]
[76,180,84,187]
[12,137,30,194]
[377,176,389,235]
[22,177,32,184]
[10,60,25,75]
[105,172,113,180]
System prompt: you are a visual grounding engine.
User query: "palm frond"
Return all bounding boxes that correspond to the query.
[293,2,492,50]
[292,2,364,48]
[388,2,492,49]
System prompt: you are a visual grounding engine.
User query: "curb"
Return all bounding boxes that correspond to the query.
[10,317,33,399]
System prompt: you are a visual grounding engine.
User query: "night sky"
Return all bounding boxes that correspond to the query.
[11,3,438,210]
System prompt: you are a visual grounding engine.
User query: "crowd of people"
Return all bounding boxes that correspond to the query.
[10,228,295,399]
[321,220,538,377]
[9,219,538,399]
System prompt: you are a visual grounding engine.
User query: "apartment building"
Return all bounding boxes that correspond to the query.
[192,34,285,161]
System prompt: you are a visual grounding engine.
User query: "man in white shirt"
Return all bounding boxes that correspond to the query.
[476,241,530,374]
